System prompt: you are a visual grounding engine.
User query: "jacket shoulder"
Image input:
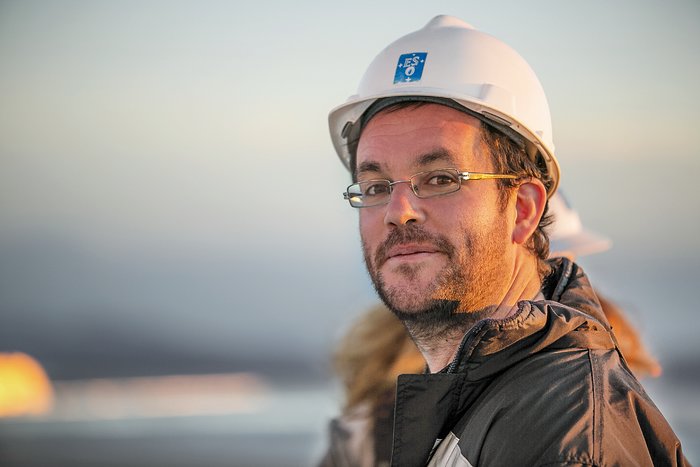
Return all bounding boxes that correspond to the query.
[450,348,687,466]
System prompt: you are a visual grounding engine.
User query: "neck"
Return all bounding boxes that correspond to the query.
[409,255,543,373]
[407,306,493,373]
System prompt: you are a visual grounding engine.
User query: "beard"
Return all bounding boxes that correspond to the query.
[362,219,508,343]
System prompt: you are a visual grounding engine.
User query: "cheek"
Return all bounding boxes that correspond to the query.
[359,213,380,259]
[359,211,381,240]
[457,193,508,229]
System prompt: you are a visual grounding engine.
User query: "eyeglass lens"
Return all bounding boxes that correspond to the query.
[348,169,462,207]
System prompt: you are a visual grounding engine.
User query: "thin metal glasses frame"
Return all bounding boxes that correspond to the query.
[343,168,517,208]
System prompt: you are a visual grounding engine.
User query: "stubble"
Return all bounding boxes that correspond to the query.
[362,220,507,343]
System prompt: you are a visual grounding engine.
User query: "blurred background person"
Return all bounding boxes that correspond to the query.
[547,192,661,378]
[320,304,424,467]
[320,191,661,466]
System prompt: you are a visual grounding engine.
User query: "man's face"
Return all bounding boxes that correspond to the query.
[356,103,517,317]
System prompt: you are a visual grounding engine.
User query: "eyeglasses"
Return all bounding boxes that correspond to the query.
[343,168,517,208]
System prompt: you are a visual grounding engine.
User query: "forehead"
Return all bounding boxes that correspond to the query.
[356,103,491,174]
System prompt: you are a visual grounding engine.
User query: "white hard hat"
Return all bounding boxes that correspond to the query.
[547,191,612,257]
[329,15,560,196]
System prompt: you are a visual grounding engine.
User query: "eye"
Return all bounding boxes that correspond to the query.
[424,171,458,186]
[362,181,390,197]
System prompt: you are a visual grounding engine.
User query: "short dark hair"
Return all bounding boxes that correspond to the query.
[479,122,553,278]
[348,99,553,277]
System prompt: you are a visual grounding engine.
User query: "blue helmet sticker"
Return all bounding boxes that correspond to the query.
[393,52,428,84]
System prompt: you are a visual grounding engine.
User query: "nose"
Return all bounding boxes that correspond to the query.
[383,182,426,226]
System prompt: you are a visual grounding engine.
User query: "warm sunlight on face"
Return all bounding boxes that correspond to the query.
[357,104,516,315]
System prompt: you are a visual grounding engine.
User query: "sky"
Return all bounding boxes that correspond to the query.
[0,0,699,380]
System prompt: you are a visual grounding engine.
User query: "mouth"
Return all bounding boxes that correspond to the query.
[384,243,442,264]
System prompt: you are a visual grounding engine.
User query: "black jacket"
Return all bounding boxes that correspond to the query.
[392,259,688,466]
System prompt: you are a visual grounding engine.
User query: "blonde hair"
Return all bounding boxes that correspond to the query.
[334,304,425,413]
[599,294,662,378]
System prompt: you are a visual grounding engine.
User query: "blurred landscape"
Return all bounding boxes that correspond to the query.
[1,1,698,465]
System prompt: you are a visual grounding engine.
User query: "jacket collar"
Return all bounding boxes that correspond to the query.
[444,257,614,379]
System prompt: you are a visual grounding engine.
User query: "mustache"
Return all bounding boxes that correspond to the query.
[374,224,455,268]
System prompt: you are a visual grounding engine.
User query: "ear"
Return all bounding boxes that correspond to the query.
[512,179,547,246]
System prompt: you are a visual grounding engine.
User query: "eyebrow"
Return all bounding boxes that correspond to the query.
[416,149,456,167]
[357,160,382,176]
[356,148,458,178]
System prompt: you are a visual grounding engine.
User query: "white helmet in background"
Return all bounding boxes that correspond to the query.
[547,191,612,258]
[329,15,560,196]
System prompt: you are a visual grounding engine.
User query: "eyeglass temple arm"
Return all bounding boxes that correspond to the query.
[460,172,518,181]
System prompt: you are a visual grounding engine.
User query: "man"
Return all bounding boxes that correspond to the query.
[327,15,688,466]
